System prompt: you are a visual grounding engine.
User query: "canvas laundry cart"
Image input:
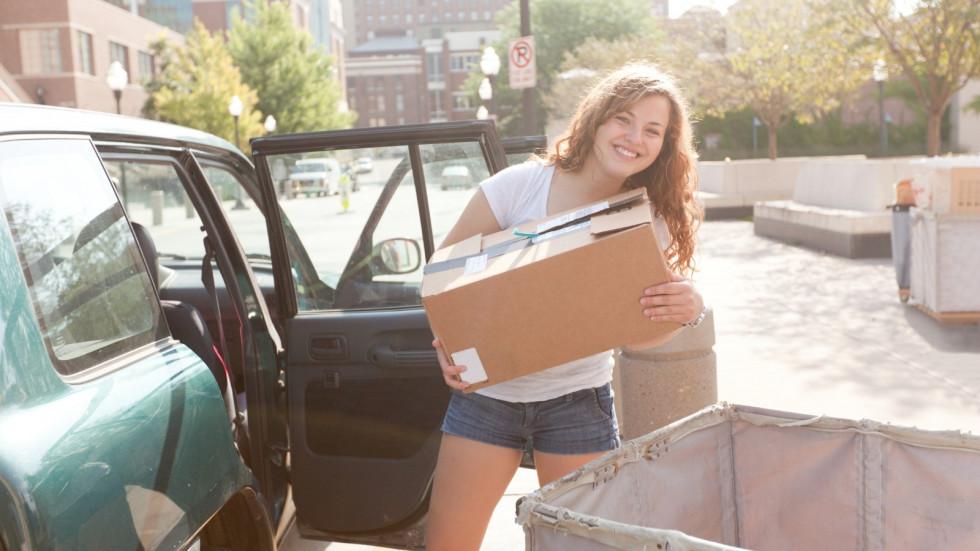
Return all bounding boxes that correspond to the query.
[517,403,980,550]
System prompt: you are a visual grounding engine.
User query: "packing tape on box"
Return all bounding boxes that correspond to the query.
[424,193,645,275]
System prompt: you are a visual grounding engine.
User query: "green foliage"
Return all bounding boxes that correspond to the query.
[152,21,263,154]
[825,0,980,156]
[717,0,877,158]
[227,0,354,134]
[486,0,659,136]
[140,32,177,120]
[967,94,980,115]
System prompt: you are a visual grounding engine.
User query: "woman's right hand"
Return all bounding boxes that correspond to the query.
[433,338,470,390]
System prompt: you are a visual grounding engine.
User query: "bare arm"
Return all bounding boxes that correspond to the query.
[438,187,502,249]
[431,188,503,388]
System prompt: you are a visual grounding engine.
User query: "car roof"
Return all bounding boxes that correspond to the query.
[0,102,248,162]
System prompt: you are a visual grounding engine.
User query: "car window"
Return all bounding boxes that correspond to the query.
[102,156,274,265]
[0,138,167,376]
[103,157,208,260]
[263,140,487,312]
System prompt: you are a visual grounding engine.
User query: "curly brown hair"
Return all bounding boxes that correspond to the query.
[545,63,702,275]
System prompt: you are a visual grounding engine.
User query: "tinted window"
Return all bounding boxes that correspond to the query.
[0,138,167,376]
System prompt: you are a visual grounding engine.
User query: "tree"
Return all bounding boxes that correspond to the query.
[714,0,876,159]
[486,0,658,136]
[227,0,354,134]
[827,0,980,156]
[140,32,177,120]
[152,21,263,154]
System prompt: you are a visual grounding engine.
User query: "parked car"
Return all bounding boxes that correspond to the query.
[439,164,473,190]
[288,157,340,197]
[0,103,511,551]
[355,156,374,173]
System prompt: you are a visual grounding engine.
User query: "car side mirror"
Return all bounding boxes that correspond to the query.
[372,238,421,275]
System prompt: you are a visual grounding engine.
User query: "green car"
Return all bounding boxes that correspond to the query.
[0,103,513,550]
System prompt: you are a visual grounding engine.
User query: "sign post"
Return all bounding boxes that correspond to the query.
[508,36,536,90]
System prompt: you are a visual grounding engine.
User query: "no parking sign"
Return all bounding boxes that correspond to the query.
[508,36,536,89]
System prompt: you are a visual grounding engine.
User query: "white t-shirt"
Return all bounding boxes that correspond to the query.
[473,161,667,403]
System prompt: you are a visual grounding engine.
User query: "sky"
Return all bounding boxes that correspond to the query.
[668,0,739,18]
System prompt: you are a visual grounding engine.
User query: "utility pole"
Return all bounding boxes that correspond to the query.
[520,0,535,137]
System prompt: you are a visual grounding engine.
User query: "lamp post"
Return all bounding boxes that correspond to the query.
[106,61,128,114]
[228,95,247,210]
[480,46,500,119]
[752,116,761,156]
[478,78,492,119]
[873,59,888,157]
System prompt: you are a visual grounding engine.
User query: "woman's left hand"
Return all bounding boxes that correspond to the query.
[640,272,703,325]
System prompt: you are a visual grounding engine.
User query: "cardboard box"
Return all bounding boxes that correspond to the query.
[422,189,679,392]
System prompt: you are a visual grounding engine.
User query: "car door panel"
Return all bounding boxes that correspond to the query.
[250,121,506,545]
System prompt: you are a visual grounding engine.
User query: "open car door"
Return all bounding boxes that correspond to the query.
[250,121,508,548]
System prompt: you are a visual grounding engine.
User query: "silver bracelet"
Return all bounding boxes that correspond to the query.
[684,306,707,328]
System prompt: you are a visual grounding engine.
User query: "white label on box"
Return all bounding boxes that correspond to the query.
[532,220,590,244]
[463,254,488,274]
[536,201,609,234]
[452,348,488,384]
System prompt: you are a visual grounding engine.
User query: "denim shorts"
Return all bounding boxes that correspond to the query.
[441,383,621,455]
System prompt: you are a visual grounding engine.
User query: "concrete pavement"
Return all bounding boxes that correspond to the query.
[290,218,980,550]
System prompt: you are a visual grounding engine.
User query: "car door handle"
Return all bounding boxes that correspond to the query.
[310,336,348,361]
[369,344,438,369]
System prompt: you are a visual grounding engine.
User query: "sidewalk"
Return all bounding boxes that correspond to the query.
[294,218,980,550]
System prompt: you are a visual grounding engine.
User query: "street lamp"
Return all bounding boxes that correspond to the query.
[106,61,128,114]
[873,59,888,157]
[752,116,762,156]
[264,115,277,134]
[479,46,500,119]
[228,95,247,210]
[478,77,492,119]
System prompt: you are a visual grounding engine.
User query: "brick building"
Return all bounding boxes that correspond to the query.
[341,0,509,127]
[0,0,182,113]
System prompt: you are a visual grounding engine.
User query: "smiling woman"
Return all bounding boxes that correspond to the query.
[426,63,705,551]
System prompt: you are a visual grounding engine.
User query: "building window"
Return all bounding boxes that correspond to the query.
[380,15,386,24]
[418,13,425,22]
[110,41,129,80]
[427,52,444,83]
[406,14,412,23]
[393,14,400,23]
[367,15,373,25]
[20,29,62,74]
[452,92,473,111]
[450,53,479,72]
[428,90,445,119]
[458,11,465,20]
[139,51,154,78]
[432,13,438,22]
[396,94,405,111]
[76,30,94,75]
